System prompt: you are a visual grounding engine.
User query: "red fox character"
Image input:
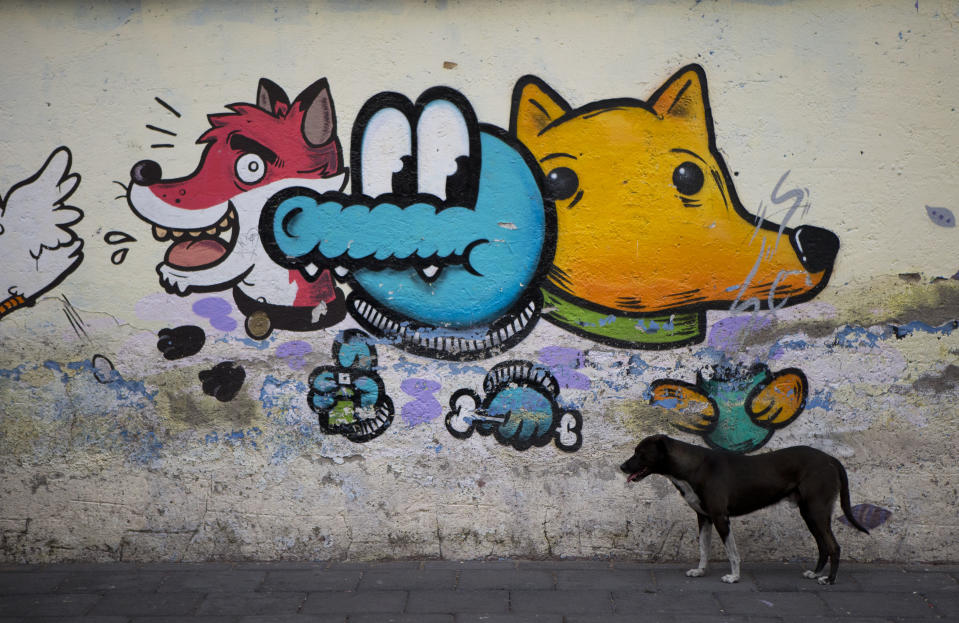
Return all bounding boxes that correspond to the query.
[127,78,348,339]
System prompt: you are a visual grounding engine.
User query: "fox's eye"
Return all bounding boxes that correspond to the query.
[545,167,579,201]
[236,153,266,184]
[673,161,704,195]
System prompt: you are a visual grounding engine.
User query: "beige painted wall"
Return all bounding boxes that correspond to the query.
[1,0,957,563]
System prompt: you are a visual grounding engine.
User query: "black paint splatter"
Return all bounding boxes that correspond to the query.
[199,361,245,402]
[157,325,206,360]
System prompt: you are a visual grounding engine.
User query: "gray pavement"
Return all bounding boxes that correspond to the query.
[1,560,957,622]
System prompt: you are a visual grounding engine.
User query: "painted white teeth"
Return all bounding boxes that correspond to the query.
[205,227,218,235]
[154,226,168,239]
[219,217,230,227]
[334,266,349,278]
[171,230,184,237]
[303,262,320,277]
[418,265,441,282]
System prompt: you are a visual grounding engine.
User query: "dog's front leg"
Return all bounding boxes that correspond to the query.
[686,513,712,577]
[713,515,740,583]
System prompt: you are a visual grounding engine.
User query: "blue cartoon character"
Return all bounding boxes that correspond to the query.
[308,329,394,442]
[445,360,583,452]
[650,362,807,453]
[261,87,555,360]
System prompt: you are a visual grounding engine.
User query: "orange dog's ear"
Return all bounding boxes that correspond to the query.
[510,75,570,141]
[649,64,710,133]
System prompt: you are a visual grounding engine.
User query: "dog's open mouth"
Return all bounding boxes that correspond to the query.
[157,203,239,270]
[626,467,651,483]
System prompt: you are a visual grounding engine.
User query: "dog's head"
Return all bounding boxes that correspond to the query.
[510,65,839,316]
[620,434,672,483]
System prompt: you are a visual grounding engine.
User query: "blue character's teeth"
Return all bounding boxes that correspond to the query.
[333,265,349,278]
[417,265,441,283]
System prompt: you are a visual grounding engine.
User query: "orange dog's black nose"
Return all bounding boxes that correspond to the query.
[790,225,839,273]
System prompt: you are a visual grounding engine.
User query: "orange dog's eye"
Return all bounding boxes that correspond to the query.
[673,162,704,195]
[544,167,579,200]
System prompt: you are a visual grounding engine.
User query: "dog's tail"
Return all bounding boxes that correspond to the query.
[837,461,870,534]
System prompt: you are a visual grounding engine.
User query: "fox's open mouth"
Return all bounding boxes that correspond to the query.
[157,203,239,270]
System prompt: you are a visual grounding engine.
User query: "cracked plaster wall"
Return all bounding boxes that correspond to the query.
[1,1,958,563]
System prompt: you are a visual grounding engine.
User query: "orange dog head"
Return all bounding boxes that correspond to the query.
[510,65,839,316]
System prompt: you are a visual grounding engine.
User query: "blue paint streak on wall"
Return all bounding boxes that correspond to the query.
[890,320,958,339]
[258,374,321,465]
[65,359,158,408]
[834,326,884,349]
[805,388,834,411]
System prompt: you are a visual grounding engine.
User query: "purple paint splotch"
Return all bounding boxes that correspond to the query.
[192,296,237,332]
[707,315,773,351]
[400,378,442,426]
[276,340,313,370]
[538,347,590,390]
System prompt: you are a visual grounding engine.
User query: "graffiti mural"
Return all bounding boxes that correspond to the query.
[125,78,348,340]
[510,65,840,349]
[0,147,83,319]
[445,360,583,452]
[261,87,554,360]
[650,362,807,453]
[308,329,395,442]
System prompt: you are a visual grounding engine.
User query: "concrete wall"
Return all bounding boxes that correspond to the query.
[1,0,957,563]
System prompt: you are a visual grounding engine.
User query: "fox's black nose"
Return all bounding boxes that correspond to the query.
[131,160,162,186]
[790,225,839,273]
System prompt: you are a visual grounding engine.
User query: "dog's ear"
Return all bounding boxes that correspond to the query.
[510,75,570,141]
[648,65,710,135]
[296,78,336,147]
[257,78,291,114]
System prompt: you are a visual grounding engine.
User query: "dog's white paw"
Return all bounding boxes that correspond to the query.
[686,568,706,577]
[721,574,740,584]
[802,570,818,579]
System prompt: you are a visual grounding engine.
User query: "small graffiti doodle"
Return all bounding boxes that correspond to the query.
[156,325,206,360]
[840,503,892,530]
[104,230,136,265]
[400,378,442,426]
[125,78,348,340]
[650,362,807,453]
[510,65,839,349]
[199,361,246,402]
[0,147,83,319]
[262,86,554,360]
[445,360,582,452]
[307,329,394,442]
[91,354,120,384]
[925,205,955,228]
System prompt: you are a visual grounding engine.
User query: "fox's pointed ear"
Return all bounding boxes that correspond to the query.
[510,75,570,141]
[649,65,709,131]
[257,78,290,114]
[297,78,336,146]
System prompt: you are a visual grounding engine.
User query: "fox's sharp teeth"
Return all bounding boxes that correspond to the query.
[154,226,168,239]
[219,217,230,228]
[206,227,218,235]
[334,266,349,278]
[171,230,184,238]
[303,262,320,277]
[189,230,202,238]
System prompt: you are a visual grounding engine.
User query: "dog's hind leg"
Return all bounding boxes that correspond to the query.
[800,501,841,584]
[799,502,828,582]
[713,515,740,583]
[686,513,712,577]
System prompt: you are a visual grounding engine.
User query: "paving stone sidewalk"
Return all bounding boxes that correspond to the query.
[1,560,957,622]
